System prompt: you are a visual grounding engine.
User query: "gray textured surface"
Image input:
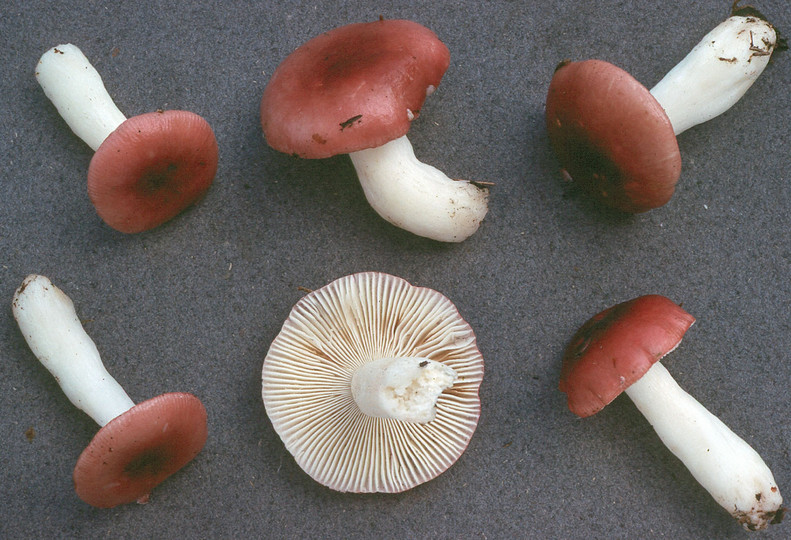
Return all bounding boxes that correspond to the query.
[1,1,790,538]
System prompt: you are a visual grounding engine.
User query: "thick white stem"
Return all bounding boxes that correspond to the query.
[349,135,489,242]
[12,275,135,427]
[36,44,127,151]
[649,15,776,135]
[625,362,782,530]
[350,356,457,423]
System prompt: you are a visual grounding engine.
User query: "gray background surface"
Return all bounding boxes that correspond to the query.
[1,1,790,538]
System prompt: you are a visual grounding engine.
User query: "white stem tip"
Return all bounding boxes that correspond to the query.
[36,44,127,151]
[12,274,135,427]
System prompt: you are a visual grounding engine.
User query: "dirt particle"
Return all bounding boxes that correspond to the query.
[339,115,362,130]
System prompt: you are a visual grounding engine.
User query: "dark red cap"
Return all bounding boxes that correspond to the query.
[261,19,450,158]
[559,295,695,417]
[546,60,682,213]
[73,392,208,508]
[87,110,218,233]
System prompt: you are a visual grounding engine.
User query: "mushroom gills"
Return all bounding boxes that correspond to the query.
[351,356,458,423]
[349,135,489,243]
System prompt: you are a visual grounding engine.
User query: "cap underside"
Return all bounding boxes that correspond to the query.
[262,272,483,493]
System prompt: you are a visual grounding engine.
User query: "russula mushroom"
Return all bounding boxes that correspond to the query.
[546,6,777,212]
[36,44,218,233]
[260,19,489,242]
[262,272,484,492]
[559,295,783,530]
[12,274,208,508]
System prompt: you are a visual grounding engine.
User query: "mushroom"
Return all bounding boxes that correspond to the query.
[545,6,777,212]
[559,295,784,530]
[36,44,218,233]
[260,19,489,242]
[262,272,484,492]
[12,274,208,508]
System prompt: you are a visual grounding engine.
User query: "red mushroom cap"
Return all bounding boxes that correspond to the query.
[545,60,682,213]
[87,110,218,233]
[559,295,695,418]
[73,392,208,508]
[260,19,450,158]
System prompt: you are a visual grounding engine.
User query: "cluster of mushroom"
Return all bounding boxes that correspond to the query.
[546,5,784,530]
[38,19,488,243]
[22,7,784,531]
[259,22,490,496]
[543,6,785,532]
[24,18,491,509]
[23,41,219,508]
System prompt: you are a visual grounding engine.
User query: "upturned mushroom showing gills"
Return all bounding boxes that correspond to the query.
[559,295,783,530]
[262,272,484,493]
[36,44,218,233]
[545,6,777,212]
[260,19,489,242]
[12,274,208,508]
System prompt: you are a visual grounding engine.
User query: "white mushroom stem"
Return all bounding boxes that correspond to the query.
[349,135,489,243]
[625,361,783,530]
[649,14,776,136]
[350,356,457,423]
[12,275,135,427]
[36,44,127,151]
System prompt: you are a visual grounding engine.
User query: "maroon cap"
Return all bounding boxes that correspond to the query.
[261,19,450,158]
[546,60,682,213]
[87,110,218,233]
[559,295,695,417]
[73,392,208,508]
